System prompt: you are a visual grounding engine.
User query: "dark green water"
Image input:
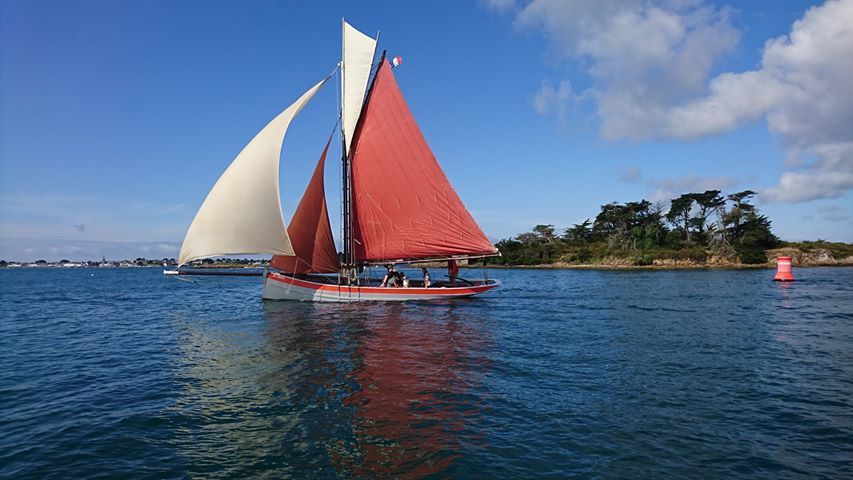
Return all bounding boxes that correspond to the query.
[1,267,851,479]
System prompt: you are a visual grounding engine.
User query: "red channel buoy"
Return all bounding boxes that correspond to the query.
[773,256,795,282]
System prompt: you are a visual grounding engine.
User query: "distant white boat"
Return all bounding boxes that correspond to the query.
[174,20,499,302]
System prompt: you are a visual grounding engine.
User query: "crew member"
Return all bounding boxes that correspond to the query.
[380,264,397,287]
[448,259,459,286]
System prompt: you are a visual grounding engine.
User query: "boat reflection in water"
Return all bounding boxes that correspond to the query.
[168,299,493,477]
[263,300,494,478]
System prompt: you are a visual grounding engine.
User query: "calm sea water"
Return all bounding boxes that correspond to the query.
[1,267,851,479]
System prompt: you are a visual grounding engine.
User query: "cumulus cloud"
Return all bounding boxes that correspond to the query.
[646,174,740,204]
[674,0,853,202]
[504,0,853,203]
[764,163,853,203]
[516,0,740,139]
[532,80,581,119]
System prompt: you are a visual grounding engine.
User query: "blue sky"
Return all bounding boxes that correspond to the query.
[1,0,851,261]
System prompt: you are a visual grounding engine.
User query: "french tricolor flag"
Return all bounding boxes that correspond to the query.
[391,56,403,68]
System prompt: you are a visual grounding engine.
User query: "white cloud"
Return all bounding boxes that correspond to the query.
[671,0,853,202]
[505,0,853,203]
[646,174,740,204]
[763,164,853,203]
[532,80,580,119]
[662,71,785,139]
[517,0,739,139]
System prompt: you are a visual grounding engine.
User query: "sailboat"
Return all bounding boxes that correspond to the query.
[174,20,500,302]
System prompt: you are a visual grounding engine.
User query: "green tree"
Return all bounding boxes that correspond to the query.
[690,190,724,239]
[666,195,694,243]
[710,190,778,263]
[496,225,563,264]
[494,238,523,264]
[533,224,558,243]
[563,220,593,245]
[593,202,632,248]
[724,190,756,238]
[495,187,779,266]
[627,200,666,248]
[592,200,664,250]
[734,211,779,263]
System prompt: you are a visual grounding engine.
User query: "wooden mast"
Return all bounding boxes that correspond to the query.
[341,20,380,278]
[340,18,350,271]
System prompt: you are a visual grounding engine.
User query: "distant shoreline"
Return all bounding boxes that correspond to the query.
[480,263,850,270]
[480,245,853,271]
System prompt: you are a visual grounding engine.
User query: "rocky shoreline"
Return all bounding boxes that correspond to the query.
[483,247,853,270]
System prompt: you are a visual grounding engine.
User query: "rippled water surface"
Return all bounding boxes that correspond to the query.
[1,267,852,479]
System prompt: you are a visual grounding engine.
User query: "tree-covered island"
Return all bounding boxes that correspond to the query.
[488,190,852,267]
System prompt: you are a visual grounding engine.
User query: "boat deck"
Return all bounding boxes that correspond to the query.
[264,271,500,302]
[286,273,492,288]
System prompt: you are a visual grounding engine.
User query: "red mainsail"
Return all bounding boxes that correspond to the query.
[349,59,497,262]
[270,140,339,274]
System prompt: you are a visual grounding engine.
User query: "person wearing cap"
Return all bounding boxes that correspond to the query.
[421,267,431,288]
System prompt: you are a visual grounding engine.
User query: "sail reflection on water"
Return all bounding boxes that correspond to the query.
[265,301,494,477]
[326,302,493,477]
[168,300,494,477]
[168,310,307,474]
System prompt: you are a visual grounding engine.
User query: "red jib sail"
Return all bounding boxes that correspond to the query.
[349,59,497,262]
[270,139,339,274]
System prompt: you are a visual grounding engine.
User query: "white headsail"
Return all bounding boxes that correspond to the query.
[177,77,329,266]
[342,19,377,155]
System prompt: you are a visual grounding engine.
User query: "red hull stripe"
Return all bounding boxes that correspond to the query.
[268,273,494,295]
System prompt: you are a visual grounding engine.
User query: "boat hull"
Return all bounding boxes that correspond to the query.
[263,272,499,302]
